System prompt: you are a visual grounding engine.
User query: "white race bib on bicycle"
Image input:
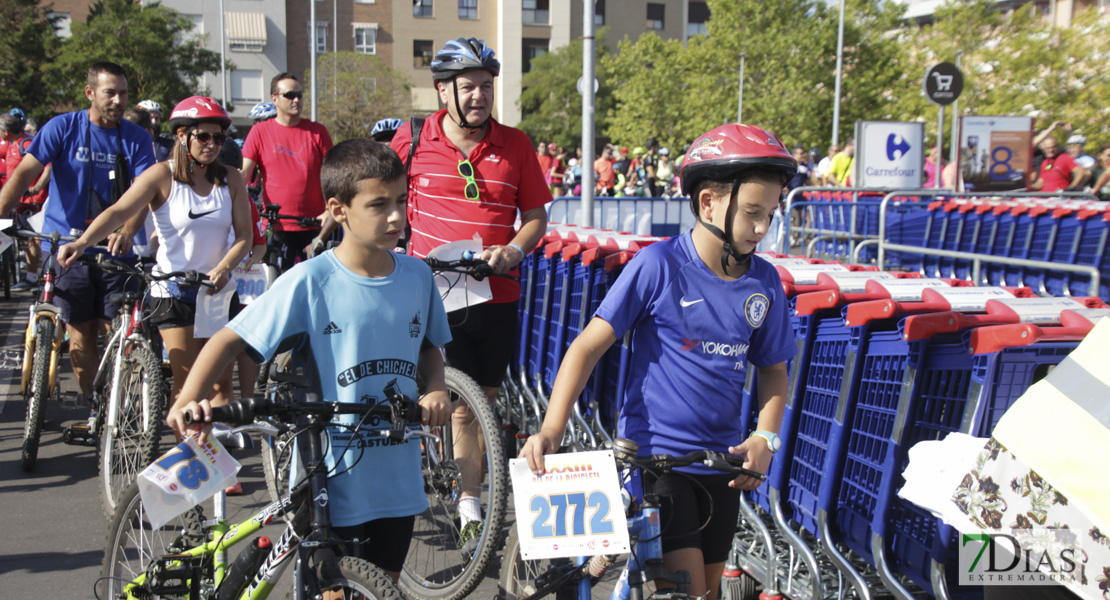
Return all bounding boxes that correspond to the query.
[509,450,630,560]
[427,238,492,313]
[138,435,241,529]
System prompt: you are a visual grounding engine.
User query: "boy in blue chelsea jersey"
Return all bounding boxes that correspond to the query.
[520,124,798,600]
[168,139,452,581]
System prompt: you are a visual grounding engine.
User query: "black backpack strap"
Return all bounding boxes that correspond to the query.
[406,118,424,175]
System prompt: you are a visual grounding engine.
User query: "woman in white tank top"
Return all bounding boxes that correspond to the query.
[59,96,252,413]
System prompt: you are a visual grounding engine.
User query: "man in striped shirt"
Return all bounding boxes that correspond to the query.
[391,37,550,552]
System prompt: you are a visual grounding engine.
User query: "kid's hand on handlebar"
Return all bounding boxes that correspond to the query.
[519,429,562,475]
[727,438,770,491]
[419,390,451,427]
[167,399,214,443]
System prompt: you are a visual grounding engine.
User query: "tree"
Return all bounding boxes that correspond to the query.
[306,52,411,143]
[0,0,62,123]
[891,0,1110,149]
[517,30,616,150]
[49,0,223,113]
[603,32,687,151]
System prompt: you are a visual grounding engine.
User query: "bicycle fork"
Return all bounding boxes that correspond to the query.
[20,303,64,396]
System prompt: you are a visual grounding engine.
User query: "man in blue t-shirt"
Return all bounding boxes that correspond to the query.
[0,61,156,409]
[168,139,451,581]
[521,123,799,600]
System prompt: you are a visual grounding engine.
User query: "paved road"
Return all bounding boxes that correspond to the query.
[0,288,505,599]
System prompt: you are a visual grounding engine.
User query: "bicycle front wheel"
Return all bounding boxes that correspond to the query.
[99,482,207,600]
[400,367,508,600]
[100,342,167,519]
[21,319,54,472]
[308,557,405,600]
[499,527,580,600]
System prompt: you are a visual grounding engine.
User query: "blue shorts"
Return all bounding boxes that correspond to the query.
[53,257,141,325]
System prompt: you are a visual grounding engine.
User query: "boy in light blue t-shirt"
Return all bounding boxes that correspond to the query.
[520,124,799,600]
[168,139,452,581]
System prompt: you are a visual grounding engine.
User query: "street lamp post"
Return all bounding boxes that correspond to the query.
[737,52,745,123]
[832,0,846,146]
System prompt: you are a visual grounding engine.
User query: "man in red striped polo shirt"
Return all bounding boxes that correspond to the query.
[391,37,551,552]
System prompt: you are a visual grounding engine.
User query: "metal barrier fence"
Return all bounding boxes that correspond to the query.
[546,196,694,237]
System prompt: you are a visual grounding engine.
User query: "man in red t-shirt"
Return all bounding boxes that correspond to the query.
[391,38,550,548]
[240,72,333,272]
[1,113,51,289]
[1030,136,1087,193]
[594,146,615,195]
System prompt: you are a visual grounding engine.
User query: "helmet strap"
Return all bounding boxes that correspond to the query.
[450,77,488,134]
[696,178,752,273]
[183,130,209,173]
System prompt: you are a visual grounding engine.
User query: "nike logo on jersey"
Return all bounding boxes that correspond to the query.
[323,321,342,335]
[679,297,705,308]
[188,209,218,219]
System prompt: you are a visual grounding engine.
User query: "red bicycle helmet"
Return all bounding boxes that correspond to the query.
[167,96,232,133]
[680,123,796,198]
[680,124,797,271]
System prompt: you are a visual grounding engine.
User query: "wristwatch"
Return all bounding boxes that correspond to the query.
[750,430,782,454]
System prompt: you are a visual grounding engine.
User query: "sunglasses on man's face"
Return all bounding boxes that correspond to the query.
[457,159,480,201]
[193,131,228,146]
[280,91,304,100]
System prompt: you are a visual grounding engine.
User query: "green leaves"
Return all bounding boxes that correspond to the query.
[49,0,223,114]
[0,0,62,123]
[306,52,411,143]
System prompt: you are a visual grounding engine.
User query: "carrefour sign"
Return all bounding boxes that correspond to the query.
[854,121,926,189]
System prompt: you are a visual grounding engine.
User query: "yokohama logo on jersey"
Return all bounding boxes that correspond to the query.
[680,338,750,358]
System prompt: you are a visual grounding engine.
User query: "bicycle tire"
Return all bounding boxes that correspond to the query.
[499,527,579,600]
[292,557,405,600]
[261,428,295,507]
[99,481,207,600]
[400,367,508,600]
[2,246,13,300]
[20,319,53,472]
[100,341,167,519]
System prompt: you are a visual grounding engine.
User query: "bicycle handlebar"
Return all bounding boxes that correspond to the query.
[260,204,320,229]
[186,394,424,441]
[424,251,520,282]
[84,254,214,289]
[618,448,766,482]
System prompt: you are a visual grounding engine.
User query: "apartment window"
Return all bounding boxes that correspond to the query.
[48,12,72,37]
[523,0,549,25]
[414,39,435,67]
[594,0,605,26]
[647,3,664,30]
[315,22,329,53]
[522,38,548,73]
[227,12,267,52]
[354,0,375,3]
[231,70,264,103]
[353,23,377,54]
[688,1,709,37]
[414,0,433,17]
[459,0,478,19]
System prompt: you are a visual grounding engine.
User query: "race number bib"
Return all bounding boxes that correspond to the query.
[138,435,241,529]
[509,451,631,560]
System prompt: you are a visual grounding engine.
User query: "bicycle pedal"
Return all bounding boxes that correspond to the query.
[62,424,98,446]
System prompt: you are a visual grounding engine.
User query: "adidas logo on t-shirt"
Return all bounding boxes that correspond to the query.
[323,321,342,335]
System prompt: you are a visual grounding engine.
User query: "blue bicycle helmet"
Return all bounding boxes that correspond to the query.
[430,38,501,80]
[9,108,26,127]
[371,118,403,141]
[249,101,278,122]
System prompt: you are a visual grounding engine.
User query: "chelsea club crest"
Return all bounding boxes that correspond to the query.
[744,294,770,328]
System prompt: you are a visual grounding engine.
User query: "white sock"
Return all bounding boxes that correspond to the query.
[458,496,482,526]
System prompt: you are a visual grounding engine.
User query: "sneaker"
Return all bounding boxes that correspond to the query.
[458,520,483,559]
[11,280,33,291]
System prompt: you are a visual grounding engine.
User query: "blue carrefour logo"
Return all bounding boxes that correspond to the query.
[886,134,911,161]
